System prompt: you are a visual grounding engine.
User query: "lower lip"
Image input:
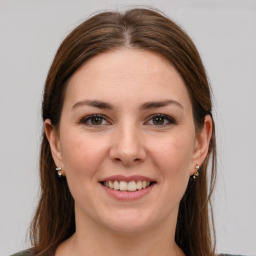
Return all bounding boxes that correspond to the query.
[101,184,155,201]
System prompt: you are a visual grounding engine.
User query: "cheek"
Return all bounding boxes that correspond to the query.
[145,132,195,219]
[60,131,109,179]
[147,131,195,178]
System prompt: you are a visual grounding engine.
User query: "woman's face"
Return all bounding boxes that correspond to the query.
[46,49,211,234]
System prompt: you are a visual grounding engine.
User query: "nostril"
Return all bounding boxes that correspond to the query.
[114,157,142,165]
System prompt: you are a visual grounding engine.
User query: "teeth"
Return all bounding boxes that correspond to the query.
[113,180,120,190]
[120,181,128,191]
[104,180,152,191]
[127,181,136,191]
[137,180,142,189]
[109,180,114,189]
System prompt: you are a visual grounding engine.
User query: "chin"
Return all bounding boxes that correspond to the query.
[98,207,163,235]
[105,220,152,235]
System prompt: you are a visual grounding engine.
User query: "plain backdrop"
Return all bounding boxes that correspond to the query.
[0,0,256,255]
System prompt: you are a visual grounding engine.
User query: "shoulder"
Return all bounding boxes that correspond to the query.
[10,249,32,256]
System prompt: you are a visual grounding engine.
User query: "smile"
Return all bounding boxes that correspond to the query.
[99,175,156,199]
[103,180,152,191]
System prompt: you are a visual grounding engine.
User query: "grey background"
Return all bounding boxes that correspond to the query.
[0,0,256,255]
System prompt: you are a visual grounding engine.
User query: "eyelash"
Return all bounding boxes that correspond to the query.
[79,114,176,127]
[79,114,109,126]
[146,114,176,126]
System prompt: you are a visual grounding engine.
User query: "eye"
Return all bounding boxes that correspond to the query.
[80,114,109,126]
[146,114,175,126]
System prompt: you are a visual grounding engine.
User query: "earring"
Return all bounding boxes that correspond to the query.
[56,167,62,177]
[193,164,200,181]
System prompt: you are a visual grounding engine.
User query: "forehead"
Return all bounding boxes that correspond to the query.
[64,49,191,110]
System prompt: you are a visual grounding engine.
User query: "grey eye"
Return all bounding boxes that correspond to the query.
[152,116,166,125]
[80,115,108,126]
[90,116,103,125]
[147,114,175,126]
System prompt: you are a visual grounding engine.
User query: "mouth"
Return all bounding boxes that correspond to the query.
[99,175,157,192]
[100,180,156,191]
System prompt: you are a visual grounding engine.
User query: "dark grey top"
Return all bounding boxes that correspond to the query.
[10,250,245,256]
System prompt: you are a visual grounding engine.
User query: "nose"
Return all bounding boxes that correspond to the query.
[109,123,146,166]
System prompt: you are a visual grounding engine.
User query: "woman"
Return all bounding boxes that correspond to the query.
[12,7,232,256]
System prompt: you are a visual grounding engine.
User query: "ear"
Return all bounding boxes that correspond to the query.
[190,115,213,175]
[44,119,65,175]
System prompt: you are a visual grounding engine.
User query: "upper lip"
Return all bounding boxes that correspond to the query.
[100,175,155,182]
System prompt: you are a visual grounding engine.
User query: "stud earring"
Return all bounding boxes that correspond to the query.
[193,164,200,181]
[56,167,62,177]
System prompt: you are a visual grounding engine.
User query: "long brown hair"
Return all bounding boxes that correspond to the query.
[31,8,217,256]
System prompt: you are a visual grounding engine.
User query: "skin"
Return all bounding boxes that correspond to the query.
[45,49,212,256]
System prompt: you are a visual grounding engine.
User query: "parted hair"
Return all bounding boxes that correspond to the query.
[31,8,216,256]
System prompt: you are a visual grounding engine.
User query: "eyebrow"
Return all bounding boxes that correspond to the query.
[140,100,184,110]
[71,99,184,111]
[72,100,113,110]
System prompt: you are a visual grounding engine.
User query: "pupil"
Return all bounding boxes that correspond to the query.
[153,117,164,125]
[92,117,102,125]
